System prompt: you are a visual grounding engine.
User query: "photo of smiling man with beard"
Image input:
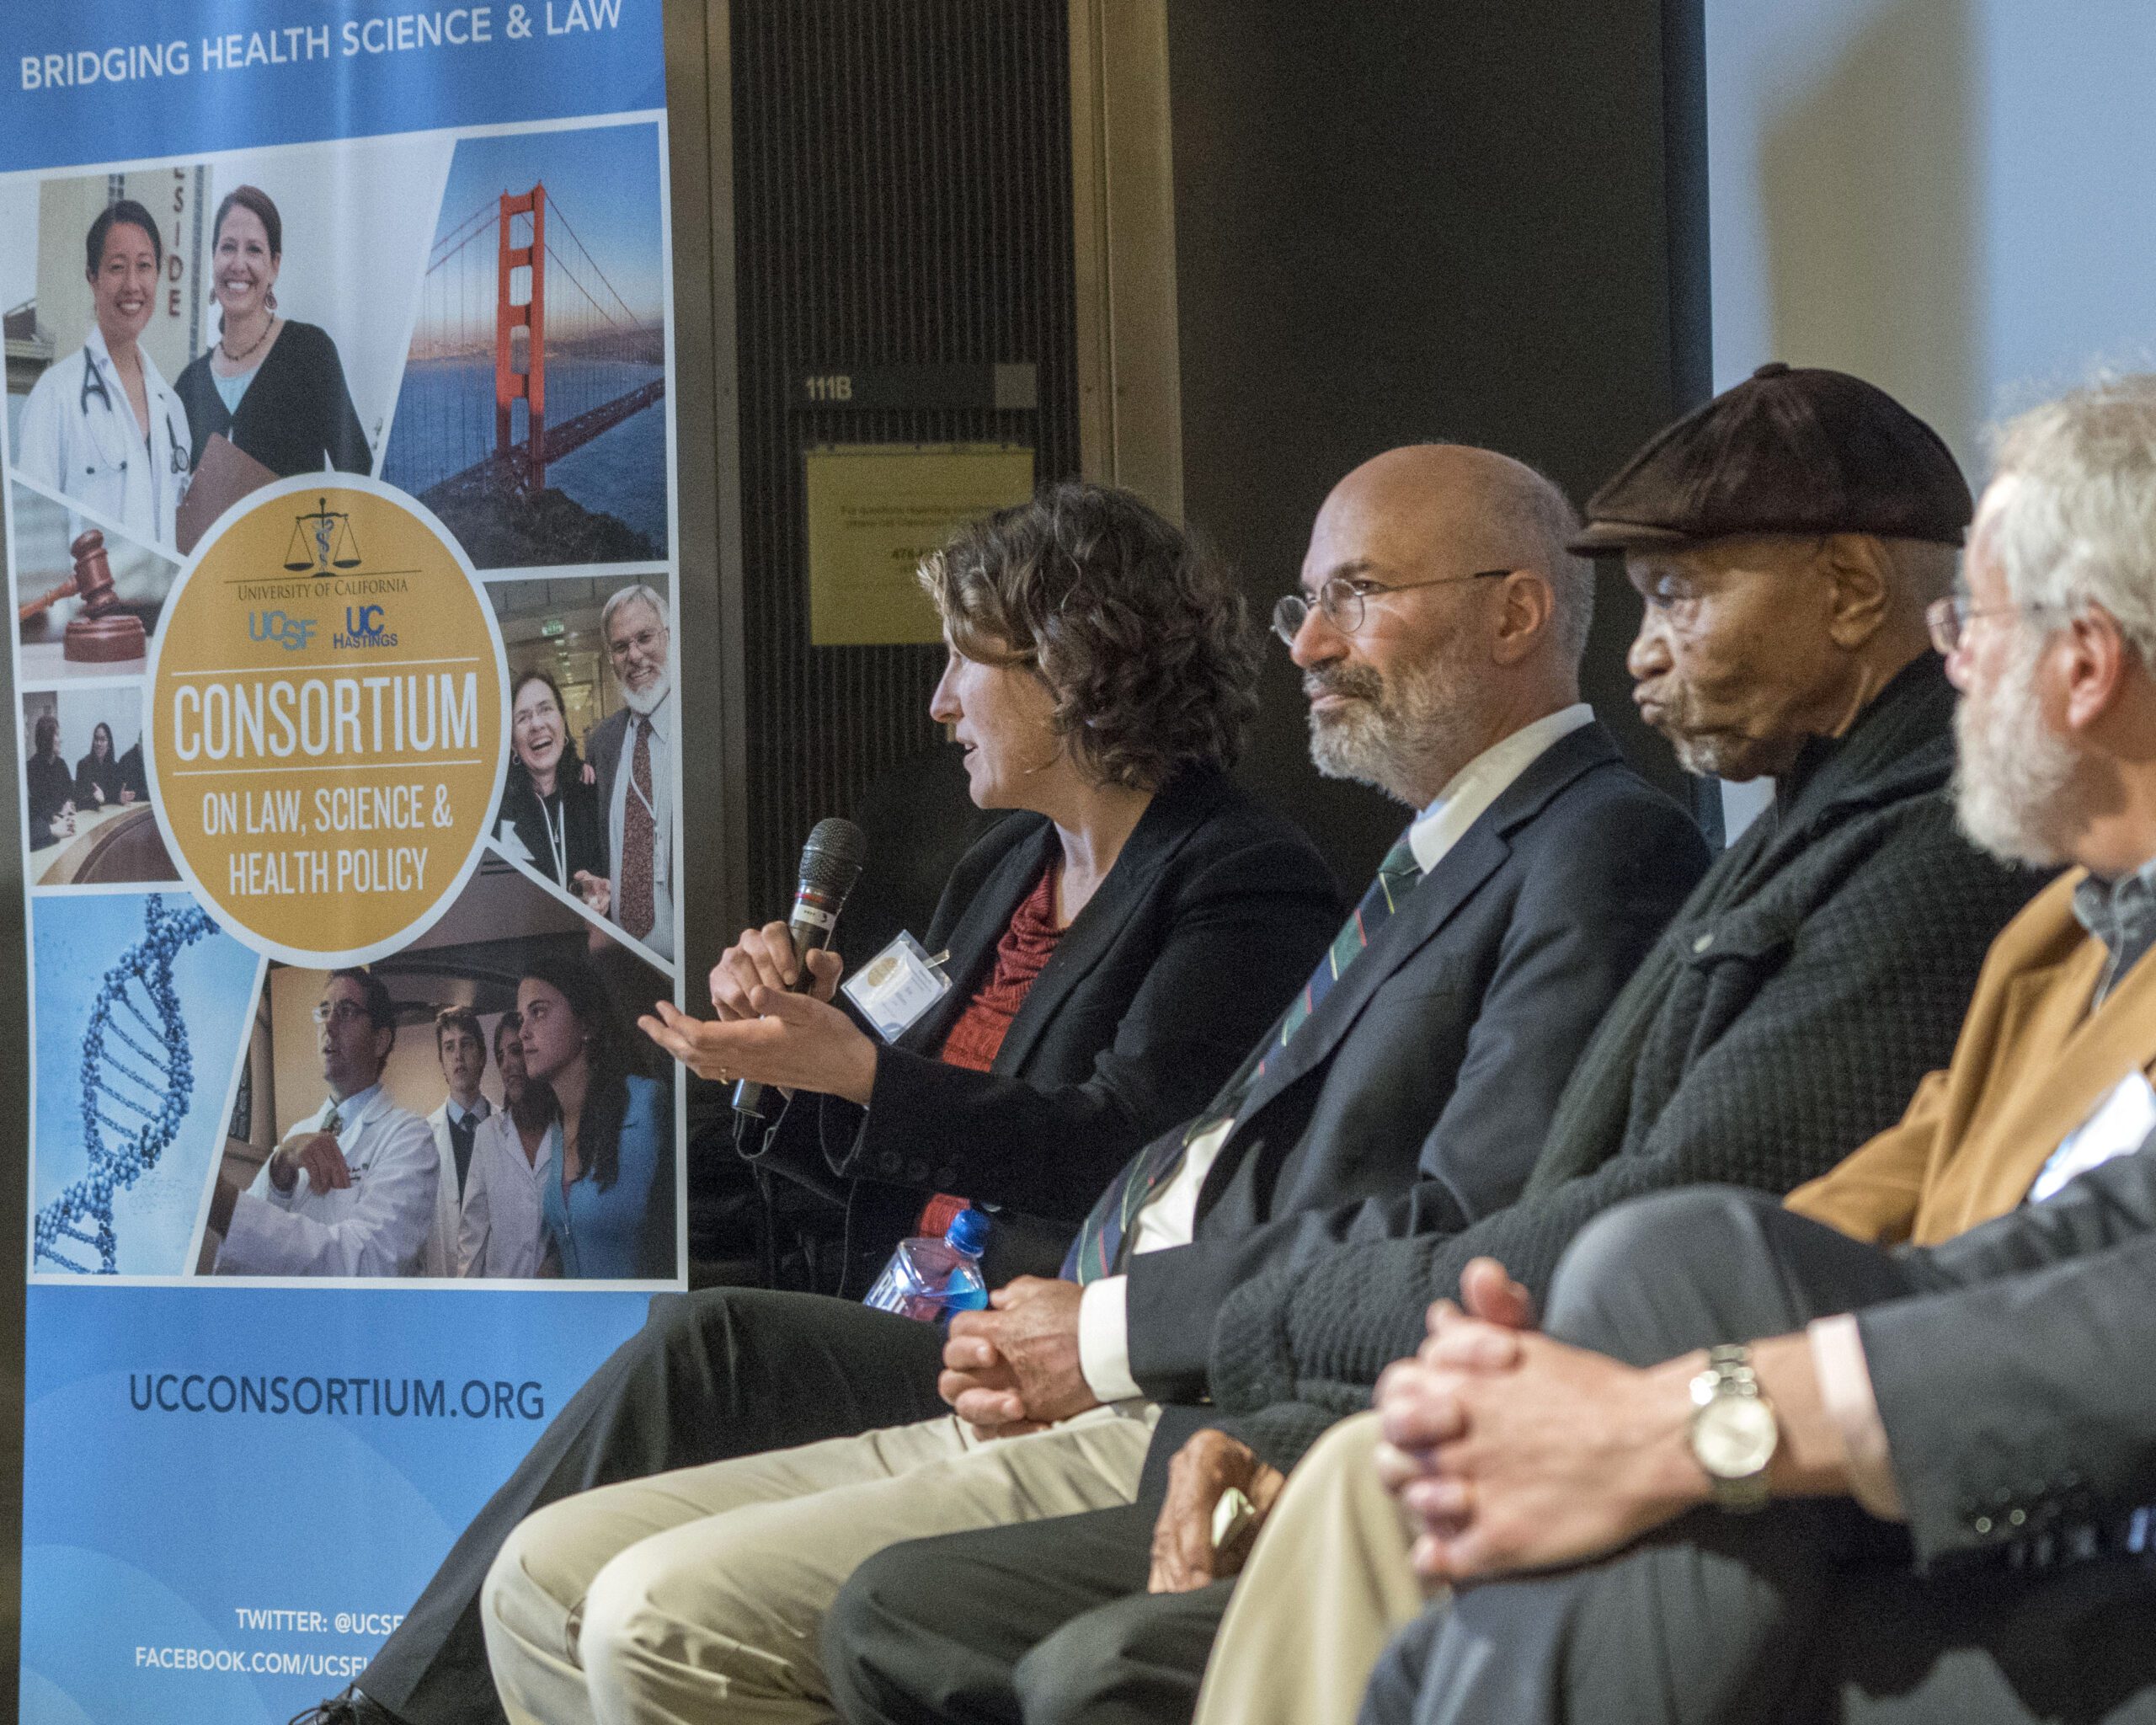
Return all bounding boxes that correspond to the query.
[587,583,675,962]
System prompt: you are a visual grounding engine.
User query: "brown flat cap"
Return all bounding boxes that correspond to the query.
[1571,362,1972,555]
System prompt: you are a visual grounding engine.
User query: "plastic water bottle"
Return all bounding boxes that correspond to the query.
[862,1206,991,1322]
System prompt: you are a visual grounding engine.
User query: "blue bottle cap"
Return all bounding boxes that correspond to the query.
[945,1206,992,1257]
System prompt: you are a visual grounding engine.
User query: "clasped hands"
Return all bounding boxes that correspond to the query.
[1373,1256,1704,1585]
[638,921,878,1104]
[940,1275,1097,1438]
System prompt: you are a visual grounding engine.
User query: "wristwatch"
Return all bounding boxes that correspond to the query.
[1689,1343,1778,1512]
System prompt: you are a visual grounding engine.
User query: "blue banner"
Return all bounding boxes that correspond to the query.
[23,1287,650,1724]
[3,4,686,1717]
[0,1,664,172]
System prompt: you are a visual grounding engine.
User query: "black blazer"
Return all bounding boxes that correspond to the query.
[1125,724,1709,1465]
[497,769,609,890]
[747,766,1342,1276]
[177,321,371,478]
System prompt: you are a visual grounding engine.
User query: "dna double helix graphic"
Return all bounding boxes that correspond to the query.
[34,895,217,1275]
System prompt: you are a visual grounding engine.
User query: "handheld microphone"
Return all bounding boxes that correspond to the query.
[733,816,868,1118]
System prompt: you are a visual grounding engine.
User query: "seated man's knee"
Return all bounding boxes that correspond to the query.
[1011,1607,1146,1725]
[822,1542,943,1710]
[575,1546,662,1687]
[1299,1407,1384,1488]
[482,1505,578,1652]
[1012,1592,1219,1725]
[1543,1187,1784,1359]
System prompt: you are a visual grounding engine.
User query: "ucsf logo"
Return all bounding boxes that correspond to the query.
[248,610,317,652]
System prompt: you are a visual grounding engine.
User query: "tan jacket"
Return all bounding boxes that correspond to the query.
[1788,869,2156,1247]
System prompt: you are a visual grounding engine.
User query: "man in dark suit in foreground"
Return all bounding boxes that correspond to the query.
[819,367,2046,1725]
[450,444,1706,1725]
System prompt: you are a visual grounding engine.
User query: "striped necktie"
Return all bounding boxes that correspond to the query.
[1065,830,1424,1282]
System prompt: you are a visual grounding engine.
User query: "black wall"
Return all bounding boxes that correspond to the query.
[1168,0,1712,886]
[729,0,1082,916]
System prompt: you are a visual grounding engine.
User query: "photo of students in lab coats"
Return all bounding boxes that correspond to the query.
[13,200,192,548]
[196,857,675,1281]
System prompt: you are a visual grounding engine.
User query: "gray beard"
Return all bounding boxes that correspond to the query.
[1305,657,1478,808]
[620,672,672,718]
[1952,647,2079,868]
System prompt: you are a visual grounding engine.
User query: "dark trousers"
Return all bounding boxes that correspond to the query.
[824,1501,1236,1725]
[1359,1188,2156,1725]
[356,1289,948,1725]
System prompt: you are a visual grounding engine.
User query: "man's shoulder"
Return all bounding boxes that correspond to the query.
[366,1098,440,1151]
[1827,789,2041,914]
[589,708,629,756]
[1724,789,2045,975]
[1505,747,1708,892]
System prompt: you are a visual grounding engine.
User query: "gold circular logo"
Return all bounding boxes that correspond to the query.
[147,478,507,964]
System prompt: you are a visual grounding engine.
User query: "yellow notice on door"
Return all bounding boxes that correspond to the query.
[804,444,1035,646]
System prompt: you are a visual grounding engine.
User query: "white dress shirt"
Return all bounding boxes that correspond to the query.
[13,324,191,548]
[606,692,675,962]
[457,1109,550,1279]
[1075,703,1596,1402]
[216,1084,440,1278]
[423,1094,494,1278]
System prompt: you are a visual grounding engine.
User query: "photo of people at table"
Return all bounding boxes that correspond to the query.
[19,686,173,887]
[199,856,675,1281]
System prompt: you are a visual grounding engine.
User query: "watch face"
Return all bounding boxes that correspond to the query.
[1694,1394,1778,1478]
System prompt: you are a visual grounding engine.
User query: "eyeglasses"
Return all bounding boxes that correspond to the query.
[312,1001,372,1027]
[1272,570,1509,645]
[1924,593,2073,657]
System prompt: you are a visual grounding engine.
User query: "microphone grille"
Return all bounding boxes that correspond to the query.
[799,817,868,896]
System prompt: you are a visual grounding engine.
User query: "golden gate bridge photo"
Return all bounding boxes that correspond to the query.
[382,172,668,568]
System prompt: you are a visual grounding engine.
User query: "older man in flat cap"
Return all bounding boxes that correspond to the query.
[1305,374,2156,1725]
[818,366,2043,1725]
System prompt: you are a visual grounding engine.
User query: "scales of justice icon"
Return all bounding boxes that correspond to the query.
[285,496,363,574]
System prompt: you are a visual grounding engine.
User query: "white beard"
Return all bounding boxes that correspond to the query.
[620,669,672,718]
[1952,641,2080,868]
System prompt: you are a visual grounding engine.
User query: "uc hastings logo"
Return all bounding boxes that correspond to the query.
[334,604,400,650]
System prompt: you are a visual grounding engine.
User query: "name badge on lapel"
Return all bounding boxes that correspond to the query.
[843,932,952,1041]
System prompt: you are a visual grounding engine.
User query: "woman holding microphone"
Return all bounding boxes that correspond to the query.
[324,483,1339,1725]
[14,200,192,547]
[644,481,1342,1279]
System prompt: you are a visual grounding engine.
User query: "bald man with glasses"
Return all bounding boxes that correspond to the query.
[310,445,1703,1725]
[821,367,2048,1725]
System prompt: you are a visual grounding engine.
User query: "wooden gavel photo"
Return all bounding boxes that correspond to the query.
[16,530,149,663]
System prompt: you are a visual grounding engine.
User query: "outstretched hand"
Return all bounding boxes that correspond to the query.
[638,990,877,1103]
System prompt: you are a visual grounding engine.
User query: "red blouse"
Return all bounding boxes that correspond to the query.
[917,866,1064,1236]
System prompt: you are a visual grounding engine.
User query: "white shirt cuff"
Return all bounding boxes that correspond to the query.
[1806,1312,1904,1521]
[1077,1274,1142,1403]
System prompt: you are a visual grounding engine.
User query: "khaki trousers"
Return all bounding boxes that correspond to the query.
[481,1403,1156,1725]
[1193,1410,1435,1725]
